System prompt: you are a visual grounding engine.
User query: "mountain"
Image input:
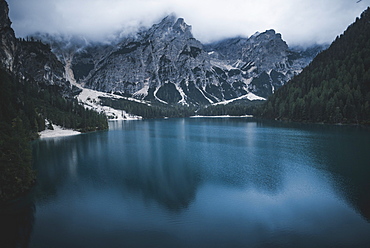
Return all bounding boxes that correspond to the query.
[205,32,325,98]
[41,15,325,106]
[0,1,79,96]
[0,0,108,133]
[0,0,108,202]
[260,7,370,124]
[0,0,15,70]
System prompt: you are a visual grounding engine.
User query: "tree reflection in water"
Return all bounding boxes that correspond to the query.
[0,195,35,248]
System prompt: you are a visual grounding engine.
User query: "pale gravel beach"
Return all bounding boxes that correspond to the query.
[39,124,81,139]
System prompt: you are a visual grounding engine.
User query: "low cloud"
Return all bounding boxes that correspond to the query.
[7,0,369,46]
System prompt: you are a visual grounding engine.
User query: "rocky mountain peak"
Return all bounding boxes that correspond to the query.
[203,28,326,98]
[146,15,193,41]
[0,0,76,95]
[257,29,286,47]
[0,0,11,31]
[35,12,326,104]
[0,0,17,71]
[261,29,276,37]
[173,18,192,35]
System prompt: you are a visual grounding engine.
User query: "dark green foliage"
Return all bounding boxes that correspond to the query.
[0,70,35,202]
[196,100,264,116]
[99,97,196,119]
[100,94,263,119]
[0,117,36,202]
[260,7,370,125]
[11,75,108,132]
[0,69,108,202]
[34,85,108,132]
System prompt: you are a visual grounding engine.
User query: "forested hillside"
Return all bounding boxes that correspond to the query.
[260,7,370,124]
[0,69,108,202]
[0,0,109,202]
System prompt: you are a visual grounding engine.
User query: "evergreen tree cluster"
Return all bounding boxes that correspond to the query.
[260,7,370,124]
[99,97,196,118]
[196,100,263,116]
[36,87,108,132]
[0,69,107,202]
[100,97,263,118]
[1,70,35,202]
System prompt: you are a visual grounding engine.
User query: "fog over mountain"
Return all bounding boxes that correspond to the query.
[7,0,369,46]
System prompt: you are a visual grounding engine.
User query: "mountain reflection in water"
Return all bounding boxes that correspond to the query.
[1,118,369,247]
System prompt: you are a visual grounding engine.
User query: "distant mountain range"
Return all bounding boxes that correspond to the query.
[35,15,326,106]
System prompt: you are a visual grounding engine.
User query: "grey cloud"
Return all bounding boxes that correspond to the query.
[6,0,369,46]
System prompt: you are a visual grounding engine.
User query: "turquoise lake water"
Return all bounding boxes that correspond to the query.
[1,118,370,247]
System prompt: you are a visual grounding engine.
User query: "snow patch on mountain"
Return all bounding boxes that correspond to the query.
[133,80,150,98]
[77,88,143,120]
[37,15,327,106]
[213,92,265,106]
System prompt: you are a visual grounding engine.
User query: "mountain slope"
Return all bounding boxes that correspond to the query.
[205,31,324,98]
[0,0,78,97]
[0,0,108,202]
[260,7,370,124]
[41,16,325,107]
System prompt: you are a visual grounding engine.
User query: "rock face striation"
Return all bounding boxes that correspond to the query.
[205,30,324,98]
[43,15,326,105]
[0,0,17,71]
[0,0,74,95]
[75,15,235,105]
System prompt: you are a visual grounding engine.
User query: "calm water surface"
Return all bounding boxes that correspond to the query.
[1,118,370,247]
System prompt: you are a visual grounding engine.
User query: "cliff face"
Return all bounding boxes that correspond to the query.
[0,0,16,71]
[205,30,324,98]
[77,16,235,105]
[0,0,75,95]
[65,16,325,105]
[2,0,326,106]
[30,13,325,105]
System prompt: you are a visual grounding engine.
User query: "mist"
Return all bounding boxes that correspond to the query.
[7,0,369,46]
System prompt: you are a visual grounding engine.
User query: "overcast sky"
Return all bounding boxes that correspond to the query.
[6,0,369,46]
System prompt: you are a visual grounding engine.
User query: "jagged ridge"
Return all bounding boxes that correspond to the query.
[43,15,325,105]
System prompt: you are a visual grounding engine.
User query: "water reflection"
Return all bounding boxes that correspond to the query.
[0,196,35,248]
[32,119,370,217]
[256,120,370,222]
[33,122,201,211]
[5,118,369,247]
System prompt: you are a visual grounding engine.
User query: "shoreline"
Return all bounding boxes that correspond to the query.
[39,124,81,139]
[38,115,254,139]
[189,115,254,118]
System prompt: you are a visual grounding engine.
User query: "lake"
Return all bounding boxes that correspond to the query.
[1,118,370,247]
